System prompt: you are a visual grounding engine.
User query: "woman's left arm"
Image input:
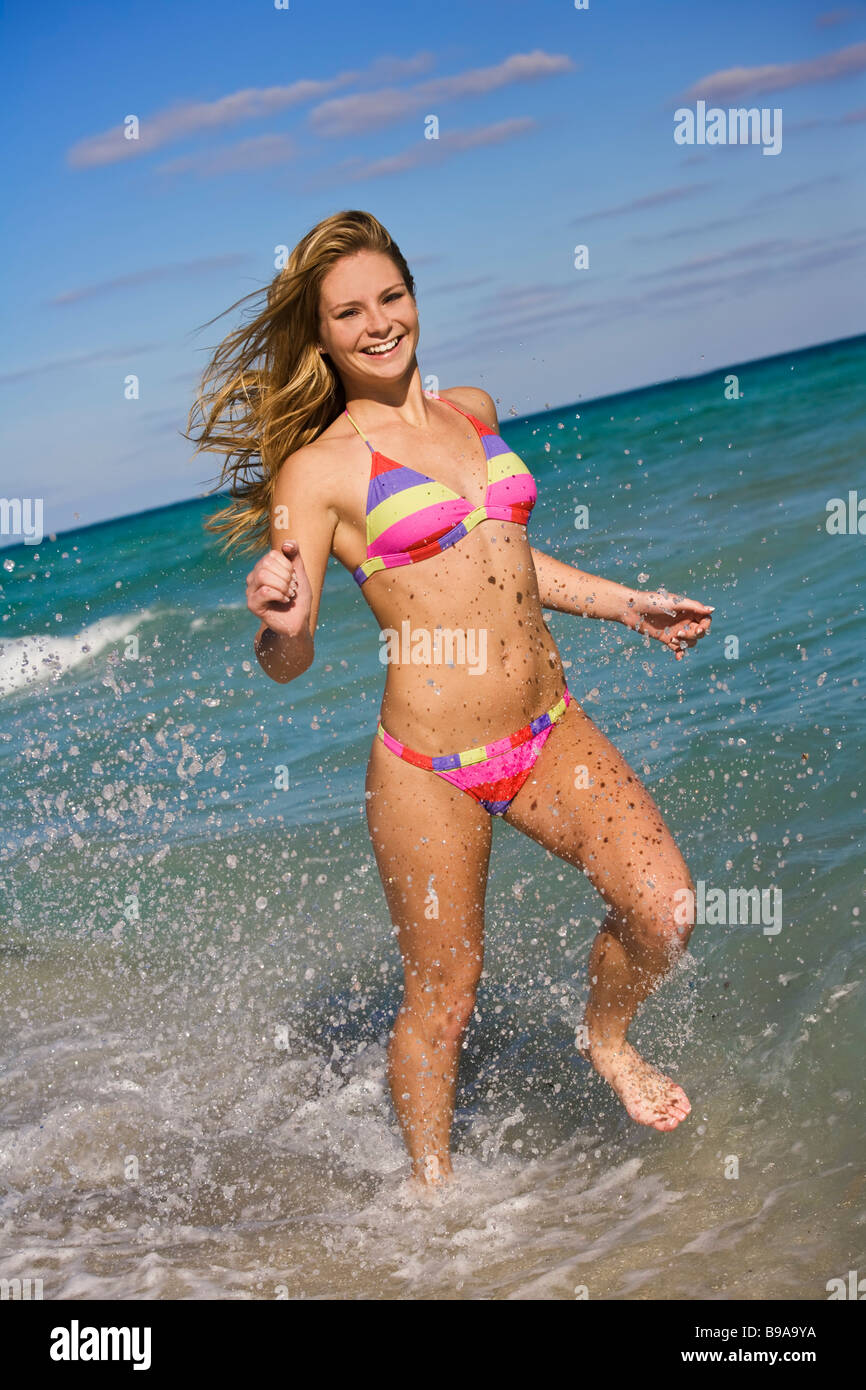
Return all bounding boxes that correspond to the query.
[530,545,714,661]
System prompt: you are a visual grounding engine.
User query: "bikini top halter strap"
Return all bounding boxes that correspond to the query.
[344,406,375,453]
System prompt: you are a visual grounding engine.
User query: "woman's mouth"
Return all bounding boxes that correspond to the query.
[360,335,403,358]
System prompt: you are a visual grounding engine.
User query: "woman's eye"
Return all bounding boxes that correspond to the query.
[340,292,402,318]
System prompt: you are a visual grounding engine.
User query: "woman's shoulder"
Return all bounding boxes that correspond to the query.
[277,409,356,476]
[273,409,365,514]
[439,386,499,432]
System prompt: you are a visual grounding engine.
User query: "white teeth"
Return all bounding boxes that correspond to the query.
[362,337,400,355]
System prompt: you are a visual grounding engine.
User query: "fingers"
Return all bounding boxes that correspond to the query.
[635,593,714,660]
[245,564,299,613]
[245,555,289,583]
[243,538,309,626]
[679,598,714,615]
[247,572,298,605]
[654,593,714,619]
[643,616,710,657]
[640,621,681,657]
[257,584,294,605]
[246,548,300,595]
[639,626,703,660]
[668,618,711,656]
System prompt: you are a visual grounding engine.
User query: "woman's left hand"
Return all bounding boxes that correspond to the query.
[619,588,714,661]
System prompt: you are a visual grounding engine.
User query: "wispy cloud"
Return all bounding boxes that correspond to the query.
[576,182,714,224]
[422,227,866,361]
[423,288,620,361]
[48,254,247,306]
[423,275,497,296]
[0,344,163,385]
[421,270,636,356]
[635,230,866,306]
[309,50,575,137]
[471,283,586,323]
[66,53,435,168]
[748,171,845,204]
[638,172,846,242]
[644,209,758,240]
[362,53,439,82]
[780,228,866,271]
[779,99,866,131]
[157,134,297,177]
[313,116,538,185]
[634,235,825,282]
[68,82,347,168]
[673,39,866,104]
[815,8,858,27]
[637,230,866,305]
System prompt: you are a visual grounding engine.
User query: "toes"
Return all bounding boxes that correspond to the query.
[667,1099,690,1121]
[651,1114,680,1132]
[654,1085,691,1126]
[669,1086,691,1115]
[654,1104,688,1131]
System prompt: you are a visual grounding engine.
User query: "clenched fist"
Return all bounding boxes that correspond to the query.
[246,539,312,638]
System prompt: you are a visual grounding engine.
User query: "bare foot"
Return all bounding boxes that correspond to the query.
[579,1034,691,1131]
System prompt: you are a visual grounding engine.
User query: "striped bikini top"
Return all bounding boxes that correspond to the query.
[344,389,537,587]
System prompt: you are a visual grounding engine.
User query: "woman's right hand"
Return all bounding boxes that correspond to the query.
[246,539,312,638]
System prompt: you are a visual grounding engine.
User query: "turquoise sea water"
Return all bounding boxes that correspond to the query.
[1,334,864,1299]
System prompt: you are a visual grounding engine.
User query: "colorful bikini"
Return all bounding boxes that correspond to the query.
[347,388,536,587]
[344,390,570,817]
[376,685,571,817]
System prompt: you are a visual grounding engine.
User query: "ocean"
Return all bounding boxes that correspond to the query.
[1,334,863,1300]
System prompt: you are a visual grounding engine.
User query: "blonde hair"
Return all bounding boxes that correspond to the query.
[186,209,416,556]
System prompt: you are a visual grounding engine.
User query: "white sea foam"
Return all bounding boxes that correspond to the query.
[0,610,156,695]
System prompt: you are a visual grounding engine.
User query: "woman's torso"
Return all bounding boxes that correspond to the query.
[316,390,566,752]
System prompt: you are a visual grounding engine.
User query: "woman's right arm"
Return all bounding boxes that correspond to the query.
[247,445,338,684]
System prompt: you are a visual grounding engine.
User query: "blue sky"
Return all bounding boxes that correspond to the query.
[1,0,864,539]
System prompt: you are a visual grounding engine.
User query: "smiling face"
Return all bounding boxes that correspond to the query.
[317,249,418,393]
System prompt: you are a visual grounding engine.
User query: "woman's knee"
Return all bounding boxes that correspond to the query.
[401,974,481,1046]
[620,865,696,963]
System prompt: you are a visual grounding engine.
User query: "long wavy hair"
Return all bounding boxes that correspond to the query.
[186,209,416,557]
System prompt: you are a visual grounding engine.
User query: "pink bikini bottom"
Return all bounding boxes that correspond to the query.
[376,684,571,816]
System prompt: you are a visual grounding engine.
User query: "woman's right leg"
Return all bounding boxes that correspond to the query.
[364,733,493,1185]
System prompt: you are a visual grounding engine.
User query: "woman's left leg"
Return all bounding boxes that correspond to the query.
[501,693,696,1131]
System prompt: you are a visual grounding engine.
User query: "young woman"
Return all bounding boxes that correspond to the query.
[189,210,712,1189]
